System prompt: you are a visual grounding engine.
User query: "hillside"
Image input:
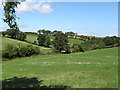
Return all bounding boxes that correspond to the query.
[26,34,84,44]
[1,36,52,54]
[2,47,118,88]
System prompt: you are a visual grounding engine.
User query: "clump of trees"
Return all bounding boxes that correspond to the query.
[37,31,51,47]
[80,36,120,51]
[53,32,71,53]
[103,36,120,47]
[2,44,40,60]
[2,30,27,41]
[71,44,84,52]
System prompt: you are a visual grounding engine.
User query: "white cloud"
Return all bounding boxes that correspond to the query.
[16,0,53,14]
[106,34,118,37]
[18,23,28,28]
[16,1,37,14]
[0,3,3,10]
[67,26,72,30]
[39,4,53,14]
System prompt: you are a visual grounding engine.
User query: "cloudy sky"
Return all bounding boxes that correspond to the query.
[0,1,118,37]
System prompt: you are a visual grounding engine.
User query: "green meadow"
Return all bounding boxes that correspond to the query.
[26,34,84,44]
[2,47,118,88]
[1,36,52,54]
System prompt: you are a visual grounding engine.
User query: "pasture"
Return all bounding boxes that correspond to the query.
[2,47,118,88]
[1,36,52,54]
[26,34,84,45]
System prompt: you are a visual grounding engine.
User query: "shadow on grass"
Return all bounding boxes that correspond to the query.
[2,77,70,89]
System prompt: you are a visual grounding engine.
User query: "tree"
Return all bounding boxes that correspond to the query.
[53,32,70,53]
[2,31,6,37]
[65,31,75,38]
[45,36,51,47]
[17,32,26,41]
[6,29,19,38]
[37,34,46,46]
[3,1,20,30]
[52,30,62,36]
[3,1,20,39]
[44,30,52,36]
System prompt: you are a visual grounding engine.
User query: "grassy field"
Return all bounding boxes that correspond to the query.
[26,34,84,45]
[1,36,52,54]
[2,47,118,88]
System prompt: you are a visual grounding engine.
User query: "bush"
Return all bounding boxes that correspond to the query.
[81,39,105,51]
[17,32,26,41]
[72,44,84,52]
[2,44,40,60]
[2,44,18,59]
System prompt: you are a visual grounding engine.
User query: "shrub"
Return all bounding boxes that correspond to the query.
[2,44,18,59]
[81,39,105,51]
[2,44,40,60]
[17,32,26,41]
[45,36,51,47]
[72,44,84,52]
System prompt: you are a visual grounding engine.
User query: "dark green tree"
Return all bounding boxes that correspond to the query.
[3,1,20,39]
[53,32,70,53]
[6,29,19,38]
[17,32,26,41]
[3,1,20,30]
[52,30,62,36]
[45,36,51,47]
[2,31,6,37]
[37,34,46,46]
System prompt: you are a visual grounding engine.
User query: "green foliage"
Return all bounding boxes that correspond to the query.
[65,31,75,38]
[103,36,120,47]
[33,41,37,45]
[37,34,46,46]
[2,31,6,37]
[72,44,84,52]
[45,36,51,47]
[2,44,17,59]
[6,29,19,39]
[81,39,105,51]
[38,29,52,35]
[53,32,70,53]
[17,31,26,41]
[3,2,20,30]
[52,30,62,36]
[2,44,40,60]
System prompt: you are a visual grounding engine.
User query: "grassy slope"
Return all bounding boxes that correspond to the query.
[2,47,118,88]
[26,34,84,44]
[1,36,52,54]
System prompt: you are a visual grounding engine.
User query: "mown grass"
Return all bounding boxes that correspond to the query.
[2,47,118,88]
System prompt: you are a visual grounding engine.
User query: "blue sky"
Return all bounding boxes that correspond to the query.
[0,2,118,37]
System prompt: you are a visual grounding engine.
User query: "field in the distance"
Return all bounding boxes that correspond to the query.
[26,34,84,44]
[2,47,118,88]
